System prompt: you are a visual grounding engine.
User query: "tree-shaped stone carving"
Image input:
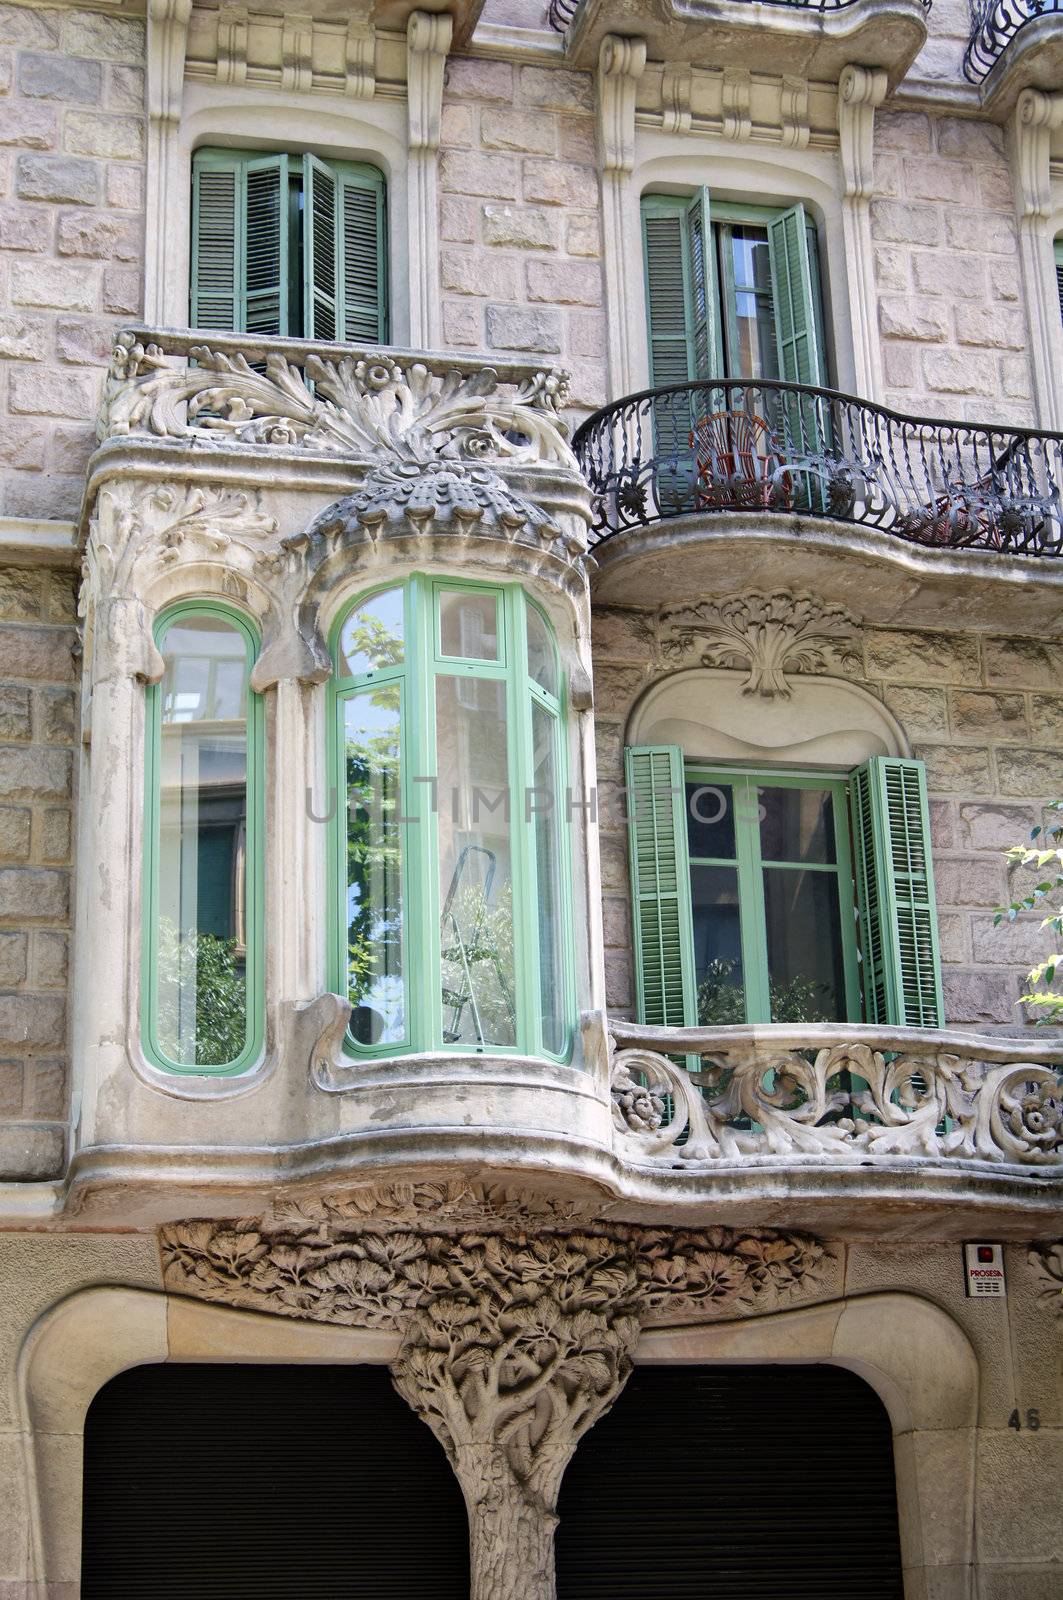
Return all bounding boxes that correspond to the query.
[390,1232,641,1600]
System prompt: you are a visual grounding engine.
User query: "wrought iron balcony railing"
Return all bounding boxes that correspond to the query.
[610,1021,1063,1170]
[964,0,1063,82]
[573,379,1063,558]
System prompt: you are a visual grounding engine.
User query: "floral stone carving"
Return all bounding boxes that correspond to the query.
[658,591,861,697]
[1029,1244,1063,1313]
[159,1212,832,1600]
[101,337,577,470]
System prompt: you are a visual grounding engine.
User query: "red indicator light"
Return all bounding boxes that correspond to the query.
[977,1247,994,1263]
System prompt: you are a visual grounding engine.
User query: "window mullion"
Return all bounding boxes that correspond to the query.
[507,589,538,1056]
[409,575,440,1053]
[736,775,771,1023]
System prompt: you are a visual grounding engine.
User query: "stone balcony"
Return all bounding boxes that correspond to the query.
[576,377,1063,628]
[965,0,1063,119]
[548,0,929,91]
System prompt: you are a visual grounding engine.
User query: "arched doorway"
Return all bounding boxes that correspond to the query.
[556,1364,903,1598]
[81,1363,469,1597]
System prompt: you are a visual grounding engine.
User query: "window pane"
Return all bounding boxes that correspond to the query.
[686,781,737,860]
[763,867,846,1021]
[532,701,564,1054]
[730,226,778,382]
[436,674,515,1049]
[439,590,499,661]
[344,684,404,1047]
[526,602,558,698]
[156,616,249,1067]
[759,787,837,863]
[337,588,405,678]
[690,863,745,1024]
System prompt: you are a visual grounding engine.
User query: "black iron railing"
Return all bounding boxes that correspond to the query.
[964,0,1062,81]
[548,0,927,27]
[572,379,1063,557]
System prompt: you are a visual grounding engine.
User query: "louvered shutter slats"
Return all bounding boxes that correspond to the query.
[304,154,339,342]
[851,757,943,1028]
[244,155,287,336]
[191,161,240,331]
[767,204,826,388]
[341,171,387,342]
[643,210,694,390]
[625,746,697,1029]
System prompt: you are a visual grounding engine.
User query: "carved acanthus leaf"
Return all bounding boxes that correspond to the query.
[101,338,577,470]
[658,591,861,698]
[1029,1244,1063,1312]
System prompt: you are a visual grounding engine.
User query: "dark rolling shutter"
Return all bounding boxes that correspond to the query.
[556,1364,904,1599]
[81,1363,469,1598]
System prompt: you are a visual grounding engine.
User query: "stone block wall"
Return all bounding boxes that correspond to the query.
[0,560,77,1179]
[872,110,1036,427]
[437,54,607,413]
[590,606,1063,1033]
[0,3,146,524]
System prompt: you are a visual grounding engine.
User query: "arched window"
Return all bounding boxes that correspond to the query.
[142,603,264,1074]
[328,576,573,1062]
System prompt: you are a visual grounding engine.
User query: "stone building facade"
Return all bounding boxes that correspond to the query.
[0,0,1060,1593]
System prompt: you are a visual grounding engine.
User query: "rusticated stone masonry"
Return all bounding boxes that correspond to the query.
[0,3,146,522]
[0,560,77,1179]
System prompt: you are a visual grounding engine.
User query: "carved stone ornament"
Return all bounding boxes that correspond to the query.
[301,458,584,554]
[610,1037,1063,1167]
[159,1208,833,1599]
[658,591,861,698]
[100,337,577,471]
[1029,1243,1063,1313]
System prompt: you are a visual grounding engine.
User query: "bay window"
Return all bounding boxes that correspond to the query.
[330,577,574,1062]
[626,748,944,1031]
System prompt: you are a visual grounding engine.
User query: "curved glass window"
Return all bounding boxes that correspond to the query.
[143,604,263,1074]
[329,577,573,1061]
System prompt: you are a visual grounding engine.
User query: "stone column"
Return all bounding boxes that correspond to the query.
[837,64,887,402]
[389,1232,643,1600]
[144,0,192,324]
[407,10,452,349]
[597,34,647,399]
[1009,87,1063,433]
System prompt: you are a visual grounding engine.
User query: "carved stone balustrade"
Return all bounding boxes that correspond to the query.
[608,1021,1063,1236]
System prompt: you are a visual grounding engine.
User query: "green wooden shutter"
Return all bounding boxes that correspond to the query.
[339,166,387,342]
[685,189,716,381]
[191,152,241,332]
[767,204,826,388]
[192,150,288,335]
[1055,239,1063,325]
[851,757,944,1028]
[304,154,339,342]
[625,745,697,1028]
[643,199,695,389]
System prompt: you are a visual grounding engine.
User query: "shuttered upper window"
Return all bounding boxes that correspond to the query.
[641,190,827,389]
[625,751,944,1030]
[191,148,387,342]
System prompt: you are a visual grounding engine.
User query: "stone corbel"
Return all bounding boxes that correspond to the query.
[597,34,648,400]
[281,12,314,93]
[661,60,692,134]
[837,64,887,402]
[407,10,453,348]
[250,612,331,693]
[345,19,375,99]
[144,0,192,324]
[722,70,751,142]
[216,4,248,86]
[780,76,810,150]
[1009,88,1063,432]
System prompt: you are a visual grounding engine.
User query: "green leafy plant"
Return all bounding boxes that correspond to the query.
[155,920,246,1066]
[995,800,1063,1025]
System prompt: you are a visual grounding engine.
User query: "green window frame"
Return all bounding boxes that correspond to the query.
[328,575,576,1064]
[625,749,944,1034]
[641,190,828,388]
[191,148,388,342]
[142,601,265,1076]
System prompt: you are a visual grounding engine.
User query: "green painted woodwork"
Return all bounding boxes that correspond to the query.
[624,745,698,1028]
[640,191,827,387]
[141,601,265,1076]
[851,757,944,1028]
[328,576,574,1063]
[191,148,387,341]
[684,768,861,1026]
[1055,237,1063,325]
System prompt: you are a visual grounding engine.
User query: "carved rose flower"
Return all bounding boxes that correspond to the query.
[1007,1084,1063,1150]
[354,357,403,391]
[612,1066,667,1134]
